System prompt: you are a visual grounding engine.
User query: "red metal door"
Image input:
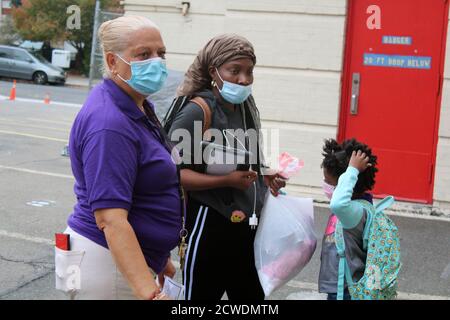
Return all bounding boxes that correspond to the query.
[339,0,449,203]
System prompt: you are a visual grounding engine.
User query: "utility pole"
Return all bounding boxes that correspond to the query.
[0,0,3,25]
[88,0,100,90]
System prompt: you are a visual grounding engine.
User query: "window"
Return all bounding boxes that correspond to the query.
[31,52,48,63]
[13,50,32,62]
[0,48,13,59]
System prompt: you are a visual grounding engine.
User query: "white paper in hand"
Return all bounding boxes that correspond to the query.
[161,276,185,300]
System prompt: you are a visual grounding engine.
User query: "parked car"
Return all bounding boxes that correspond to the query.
[0,45,67,85]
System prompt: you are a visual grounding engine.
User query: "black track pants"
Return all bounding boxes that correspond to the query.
[182,198,265,301]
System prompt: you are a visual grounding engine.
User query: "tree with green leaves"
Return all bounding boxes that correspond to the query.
[12,0,122,75]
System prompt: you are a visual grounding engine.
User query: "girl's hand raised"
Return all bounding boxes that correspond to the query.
[349,150,372,172]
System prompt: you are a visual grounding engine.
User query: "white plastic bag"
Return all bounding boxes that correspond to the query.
[254,193,317,296]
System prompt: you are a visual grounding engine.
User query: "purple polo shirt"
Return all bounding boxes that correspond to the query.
[67,79,182,274]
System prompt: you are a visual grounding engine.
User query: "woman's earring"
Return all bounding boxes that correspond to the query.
[211,80,216,87]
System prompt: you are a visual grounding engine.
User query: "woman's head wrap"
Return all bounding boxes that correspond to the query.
[177,34,256,96]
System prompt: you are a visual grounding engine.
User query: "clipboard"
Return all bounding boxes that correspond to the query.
[200,141,252,176]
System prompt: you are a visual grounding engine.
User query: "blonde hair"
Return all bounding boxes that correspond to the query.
[98,15,160,78]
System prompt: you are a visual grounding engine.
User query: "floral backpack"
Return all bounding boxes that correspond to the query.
[335,196,401,300]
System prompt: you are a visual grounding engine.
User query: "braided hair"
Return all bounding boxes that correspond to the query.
[321,138,378,195]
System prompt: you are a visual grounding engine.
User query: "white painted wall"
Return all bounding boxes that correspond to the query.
[124,0,450,209]
[123,0,347,200]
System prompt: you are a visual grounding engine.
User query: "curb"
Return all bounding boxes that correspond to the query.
[286,187,450,220]
[313,201,450,221]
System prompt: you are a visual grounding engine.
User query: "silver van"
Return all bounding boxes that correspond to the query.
[0,45,67,85]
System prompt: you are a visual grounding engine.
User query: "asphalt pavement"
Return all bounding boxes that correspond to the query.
[0,70,184,119]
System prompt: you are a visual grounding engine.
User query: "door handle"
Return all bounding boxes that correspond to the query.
[350,73,360,115]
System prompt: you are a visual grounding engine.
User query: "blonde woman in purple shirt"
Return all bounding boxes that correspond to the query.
[56,16,181,300]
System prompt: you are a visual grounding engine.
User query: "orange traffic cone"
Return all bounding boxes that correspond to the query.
[9,80,16,101]
[44,92,50,104]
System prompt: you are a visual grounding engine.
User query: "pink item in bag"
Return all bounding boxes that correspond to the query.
[278,152,304,179]
[260,240,317,280]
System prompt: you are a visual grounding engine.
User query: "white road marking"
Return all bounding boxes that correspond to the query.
[26,200,57,207]
[0,119,70,133]
[0,95,82,108]
[0,129,67,142]
[26,118,73,126]
[286,280,450,300]
[0,229,53,246]
[0,165,73,179]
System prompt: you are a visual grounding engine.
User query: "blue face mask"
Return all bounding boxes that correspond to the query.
[116,55,168,96]
[215,68,252,104]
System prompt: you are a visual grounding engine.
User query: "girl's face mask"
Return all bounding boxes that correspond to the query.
[116,54,168,96]
[215,68,252,104]
[322,180,336,200]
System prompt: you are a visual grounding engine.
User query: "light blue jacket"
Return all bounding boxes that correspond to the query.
[330,166,365,229]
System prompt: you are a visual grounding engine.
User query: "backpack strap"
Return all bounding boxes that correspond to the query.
[190,96,212,140]
[355,200,376,250]
[162,96,188,132]
[356,196,395,249]
[375,196,395,214]
[335,221,354,300]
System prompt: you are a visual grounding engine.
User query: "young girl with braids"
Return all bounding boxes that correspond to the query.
[318,138,378,300]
